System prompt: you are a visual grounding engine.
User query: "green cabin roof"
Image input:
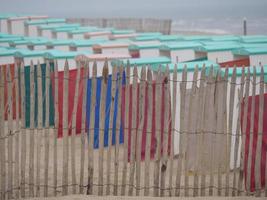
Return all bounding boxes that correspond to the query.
[232,47,267,56]
[195,44,241,52]
[0,37,23,43]
[0,48,18,56]
[137,32,162,37]
[46,39,73,46]
[14,49,47,58]
[111,29,135,34]
[0,14,17,19]
[182,35,211,41]
[160,42,202,51]
[70,39,108,47]
[210,35,240,42]
[151,60,219,73]
[157,35,183,42]
[68,27,99,34]
[240,43,267,48]
[38,23,80,30]
[132,35,159,41]
[220,66,267,78]
[44,50,91,59]
[111,56,171,67]
[129,43,162,50]
[24,18,66,25]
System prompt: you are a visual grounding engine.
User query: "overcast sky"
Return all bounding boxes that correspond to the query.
[1,0,267,19]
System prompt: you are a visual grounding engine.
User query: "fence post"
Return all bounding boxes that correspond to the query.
[175,65,187,196]
[62,60,70,195]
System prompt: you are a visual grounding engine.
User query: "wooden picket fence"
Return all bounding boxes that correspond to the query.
[0,60,267,199]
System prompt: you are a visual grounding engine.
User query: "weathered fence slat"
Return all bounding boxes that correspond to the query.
[232,67,245,196]
[226,66,236,196]
[168,64,177,196]
[0,66,6,200]
[128,66,138,196]
[44,61,51,197]
[87,62,97,195]
[20,62,26,198]
[106,65,117,195]
[238,67,250,196]
[153,66,163,197]
[246,66,256,195]
[14,62,20,199]
[98,61,108,196]
[70,61,80,195]
[79,61,88,194]
[36,61,43,197]
[160,65,170,197]
[121,63,130,196]
[29,62,35,197]
[62,61,70,195]
[195,65,206,197]
[114,66,123,196]
[144,67,153,196]
[255,66,264,197]
[53,60,59,196]
[184,66,198,197]
[175,65,187,196]
[136,66,146,196]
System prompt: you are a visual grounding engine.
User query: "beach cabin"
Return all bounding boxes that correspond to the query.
[37,23,80,39]
[0,48,17,65]
[92,41,130,55]
[27,38,50,50]
[68,26,101,40]
[9,39,30,49]
[24,18,66,37]
[46,39,73,51]
[69,39,108,52]
[128,43,162,58]
[0,14,17,33]
[159,42,203,63]
[109,29,136,40]
[7,15,48,35]
[83,30,112,40]
[233,47,267,66]
[14,49,47,66]
[52,27,80,40]
[0,36,23,47]
[194,43,241,63]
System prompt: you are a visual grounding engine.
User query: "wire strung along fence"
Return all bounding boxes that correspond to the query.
[0,59,267,199]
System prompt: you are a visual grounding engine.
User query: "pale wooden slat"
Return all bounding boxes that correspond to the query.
[20,62,27,198]
[62,61,70,195]
[208,67,216,196]
[36,61,43,197]
[175,66,187,196]
[128,66,138,196]
[98,61,109,196]
[135,66,146,196]
[160,65,170,197]
[222,68,229,196]
[44,61,51,197]
[53,60,59,196]
[255,66,264,197]
[232,67,245,196]
[226,66,236,196]
[238,67,250,196]
[144,67,153,196]
[70,61,81,195]
[106,65,117,195]
[184,66,198,197]
[7,65,14,199]
[14,62,20,199]
[29,61,35,197]
[87,62,97,195]
[215,70,225,196]
[195,65,206,197]
[168,64,177,197]
[113,66,123,196]
[153,66,163,197]
[121,63,130,196]
[246,66,256,195]
[79,61,88,194]
[0,66,6,199]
